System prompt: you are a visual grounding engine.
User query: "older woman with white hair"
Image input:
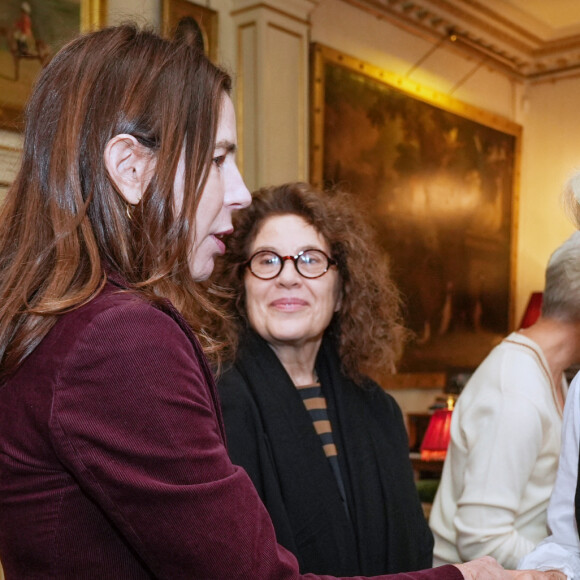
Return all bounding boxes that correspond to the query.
[431,228,580,570]
[517,177,580,578]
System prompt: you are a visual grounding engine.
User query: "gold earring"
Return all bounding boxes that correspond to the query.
[126,203,133,221]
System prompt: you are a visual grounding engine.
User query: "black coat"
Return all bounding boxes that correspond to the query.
[217,329,433,576]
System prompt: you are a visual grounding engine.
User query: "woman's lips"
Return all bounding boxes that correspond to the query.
[212,234,226,254]
[212,228,233,254]
[270,298,308,311]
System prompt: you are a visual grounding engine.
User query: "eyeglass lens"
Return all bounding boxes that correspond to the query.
[249,250,331,279]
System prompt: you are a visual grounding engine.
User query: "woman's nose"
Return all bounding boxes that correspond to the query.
[276,259,301,286]
[227,164,251,209]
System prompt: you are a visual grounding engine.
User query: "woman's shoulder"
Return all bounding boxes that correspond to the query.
[216,362,251,399]
[357,374,396,400]
[16,281,206,400]
[345,374,404,421]
[51,282,186,351]
[81,281,172,320]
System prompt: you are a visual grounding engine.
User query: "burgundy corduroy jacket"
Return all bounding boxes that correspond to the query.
[0,277,462,580]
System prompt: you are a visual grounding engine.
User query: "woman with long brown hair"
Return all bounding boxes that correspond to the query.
[0,22,547,580]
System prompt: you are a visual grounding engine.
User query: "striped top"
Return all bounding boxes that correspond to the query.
[296,382,349,515]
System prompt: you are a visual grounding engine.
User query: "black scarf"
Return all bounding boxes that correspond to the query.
[217,329,433,575]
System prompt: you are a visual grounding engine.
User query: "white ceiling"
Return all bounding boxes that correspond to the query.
[490,0,580,38]
[342,0,580,80]
[504,0,580,31]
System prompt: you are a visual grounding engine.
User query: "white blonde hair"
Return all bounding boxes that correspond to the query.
[542,228,580,321]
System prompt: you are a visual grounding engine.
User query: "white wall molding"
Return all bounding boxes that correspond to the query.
[232,0,318,188]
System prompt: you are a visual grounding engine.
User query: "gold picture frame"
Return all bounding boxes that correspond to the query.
[162,0,217,61]
[0,136,22,202]
[311,43,521,388]
[0,0,107,130]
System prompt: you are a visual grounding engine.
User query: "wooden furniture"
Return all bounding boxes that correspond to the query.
[408,412,446,519]
[407,412,431,453]
[409,452,445,480]
[409,452,444,519]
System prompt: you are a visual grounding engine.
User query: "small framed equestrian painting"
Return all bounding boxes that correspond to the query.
[310,43,521,386]
[0,0,106,130]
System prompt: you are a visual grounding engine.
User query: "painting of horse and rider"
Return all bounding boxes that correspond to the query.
[0,1,81,128]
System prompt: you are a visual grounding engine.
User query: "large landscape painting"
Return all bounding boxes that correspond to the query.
[311,44,521,381]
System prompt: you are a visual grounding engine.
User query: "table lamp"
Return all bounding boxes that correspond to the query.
[520,292,543,329]
[420,395,455,461]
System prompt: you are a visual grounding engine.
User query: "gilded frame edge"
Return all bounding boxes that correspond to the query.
[81,0,108,33]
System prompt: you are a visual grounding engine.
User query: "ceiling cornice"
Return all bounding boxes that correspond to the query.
[340,0,580,82]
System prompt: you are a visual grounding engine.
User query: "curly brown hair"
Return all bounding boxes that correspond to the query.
[207,182,408,383]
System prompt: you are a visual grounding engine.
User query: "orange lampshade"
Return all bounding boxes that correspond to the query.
[420,399,454,461]
[519,292,543,329]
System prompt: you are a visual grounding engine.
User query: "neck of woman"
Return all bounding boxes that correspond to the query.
[267,338,322,387]
[518,317,580,403]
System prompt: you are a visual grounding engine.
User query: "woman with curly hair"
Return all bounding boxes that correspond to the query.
[208,182,433,576]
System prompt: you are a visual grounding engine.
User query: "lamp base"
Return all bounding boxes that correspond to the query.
[420,449,447,461]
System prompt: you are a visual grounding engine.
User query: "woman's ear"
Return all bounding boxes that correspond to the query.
[104,134,155,205]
